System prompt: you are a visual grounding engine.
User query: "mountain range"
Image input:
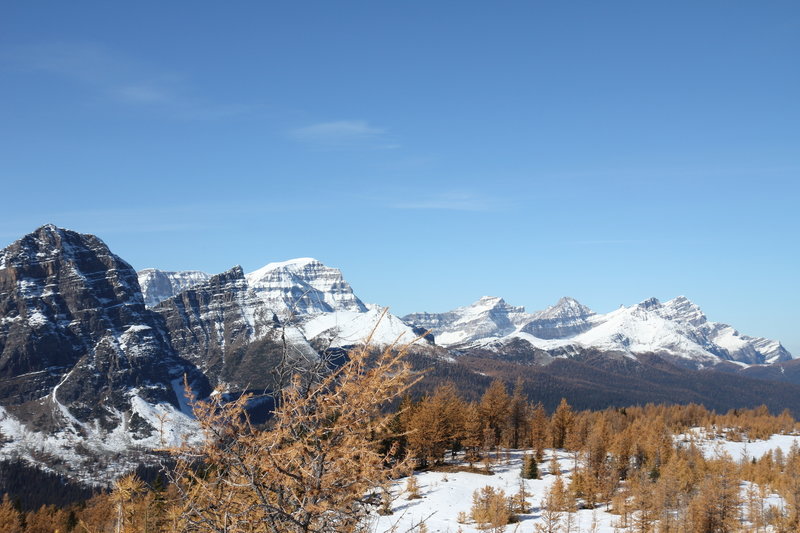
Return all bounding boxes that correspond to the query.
[0,224,798,489]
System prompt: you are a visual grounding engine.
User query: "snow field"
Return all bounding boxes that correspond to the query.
[373,450,619,533]
[374,430,800,533]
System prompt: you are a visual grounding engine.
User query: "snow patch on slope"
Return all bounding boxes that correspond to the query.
[301,308,421,347]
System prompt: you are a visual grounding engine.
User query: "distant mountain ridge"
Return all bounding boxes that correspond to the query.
[403,294,791,366]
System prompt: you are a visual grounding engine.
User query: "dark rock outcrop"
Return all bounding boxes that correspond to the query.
[0,225,190,426]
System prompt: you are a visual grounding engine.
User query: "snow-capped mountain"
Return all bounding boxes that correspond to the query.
[403,296,531,346]
[244,258,423,348]
[406,295,792,366]
[137,268,210,307]
[0,225,200,484]
[520,296,597,339]
[153,265,319,391]
[246,258,367,317]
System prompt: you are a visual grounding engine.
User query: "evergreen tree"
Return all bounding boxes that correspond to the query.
[522,453,539,480]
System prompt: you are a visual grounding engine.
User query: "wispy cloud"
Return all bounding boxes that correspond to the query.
[289,120,396,149]
[391,191,502,212]
[7,42,174,103]
[3,42,253,119]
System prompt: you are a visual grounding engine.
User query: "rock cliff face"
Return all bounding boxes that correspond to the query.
[246,258,367,318]
[153,266,318,392]
[137,268,210,308]
[520,297,596,339]
[0,225,184,419]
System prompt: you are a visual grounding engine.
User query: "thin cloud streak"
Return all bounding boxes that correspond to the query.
[3,41,254,120]
[7,42,175,103]
[289,120,396,149]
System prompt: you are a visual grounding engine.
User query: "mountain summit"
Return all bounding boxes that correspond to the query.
[246,257,367,317]
[405,294,791,366]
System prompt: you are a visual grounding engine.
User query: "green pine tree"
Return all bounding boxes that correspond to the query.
[522,453,539,479]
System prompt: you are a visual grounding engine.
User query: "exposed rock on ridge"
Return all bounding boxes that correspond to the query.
[137,268,210,308]
[0,225,182,413]
[246,258,367,318]
[405,294,791,367]
[153,266,318,392]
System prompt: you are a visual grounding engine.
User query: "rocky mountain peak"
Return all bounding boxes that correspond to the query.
[536,297,595,320]
[137,268,210,308]
[516,297,596,340]
[468,295,526,314]
[637,297,662,310]
[0,225,185,430]
[661,295,707,326]
[246,257,367,317]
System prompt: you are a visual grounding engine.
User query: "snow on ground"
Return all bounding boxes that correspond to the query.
[678,428,800,461]
[171,377,196,417]
[372,450,619,533]
[0,390,201,486]
[373,432,800,533]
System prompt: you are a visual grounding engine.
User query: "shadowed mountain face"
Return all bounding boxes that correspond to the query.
[445,346,800,415]
[0,225,189,423]
[152,265,320,392]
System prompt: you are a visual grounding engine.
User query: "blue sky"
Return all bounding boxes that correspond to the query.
[1,2,798,353]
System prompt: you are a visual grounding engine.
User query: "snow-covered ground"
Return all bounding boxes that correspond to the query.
[372,450,619,533]
[373,431,800,533]
[677,428,800,461]
[0,390,201,487]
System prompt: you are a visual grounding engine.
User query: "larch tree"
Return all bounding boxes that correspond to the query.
[529,402,548,462]
[405,383,465,467]
[478,379,510,447]
[550,398,574,449]
[507,378,528,449]
[0,495,22,533]
[461,402,484,463]
[168,337,421,533]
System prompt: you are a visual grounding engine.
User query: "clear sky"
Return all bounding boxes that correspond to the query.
[1,2,798,354]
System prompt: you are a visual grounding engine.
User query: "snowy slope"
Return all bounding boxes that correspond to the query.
[301,307,422,348]
[375,434,797,533]
[373,450,618,533]
[245,258,425,348]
